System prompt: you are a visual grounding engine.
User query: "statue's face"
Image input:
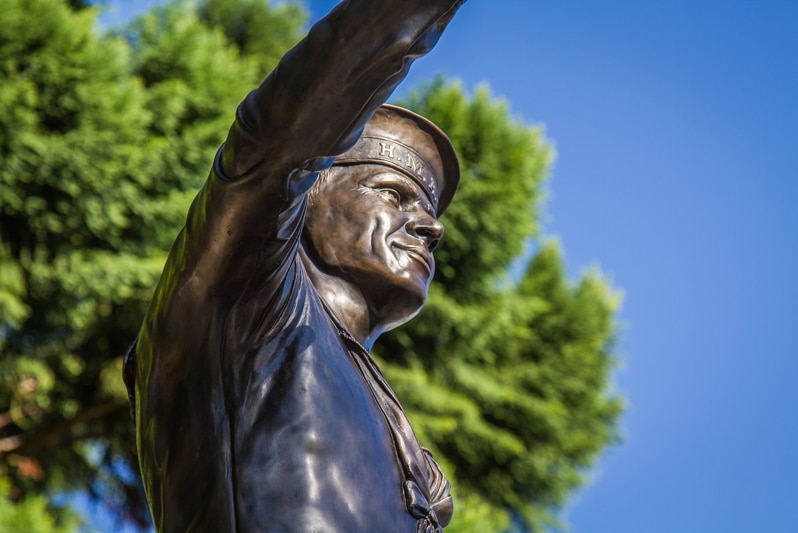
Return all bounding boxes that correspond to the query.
[303,164,443,325]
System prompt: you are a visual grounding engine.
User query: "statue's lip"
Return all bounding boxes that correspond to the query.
[393,243,433,274]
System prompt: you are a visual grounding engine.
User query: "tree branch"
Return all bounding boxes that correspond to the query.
[0,399,123,457]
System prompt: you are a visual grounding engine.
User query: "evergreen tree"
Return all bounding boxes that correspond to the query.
[0,0,303,526]
[0,1,621,531]
[0,0,157,525]
[197,0,307,74]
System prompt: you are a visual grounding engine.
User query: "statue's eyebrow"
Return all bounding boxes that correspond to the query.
[368,172,436,215]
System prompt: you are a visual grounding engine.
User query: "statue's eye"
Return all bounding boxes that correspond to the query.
[379,188,401,204]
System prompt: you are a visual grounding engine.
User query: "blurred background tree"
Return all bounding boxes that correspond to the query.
[0,0,303,527]
[0,0,621,531]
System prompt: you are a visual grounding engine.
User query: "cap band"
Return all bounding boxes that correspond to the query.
[332,135,439,210]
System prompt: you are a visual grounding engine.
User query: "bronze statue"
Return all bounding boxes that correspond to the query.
[123,1,466,531]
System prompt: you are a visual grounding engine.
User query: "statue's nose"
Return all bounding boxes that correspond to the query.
[406,212,444,252]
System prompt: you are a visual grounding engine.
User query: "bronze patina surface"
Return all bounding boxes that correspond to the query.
[123,1,466,531]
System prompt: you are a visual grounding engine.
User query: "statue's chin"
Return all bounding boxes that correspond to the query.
[371,287,427,334]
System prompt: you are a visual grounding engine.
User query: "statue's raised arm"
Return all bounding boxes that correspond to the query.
[126,1,466,532]
[223,0,465,179]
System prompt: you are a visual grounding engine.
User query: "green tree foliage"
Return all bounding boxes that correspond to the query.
[0,0,159,525]
[0,1,621,531]
[0,480,78,533]
[197,0,307,74]
[0,0,303,527]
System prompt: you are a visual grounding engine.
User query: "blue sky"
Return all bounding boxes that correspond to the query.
[99,1,798,531]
